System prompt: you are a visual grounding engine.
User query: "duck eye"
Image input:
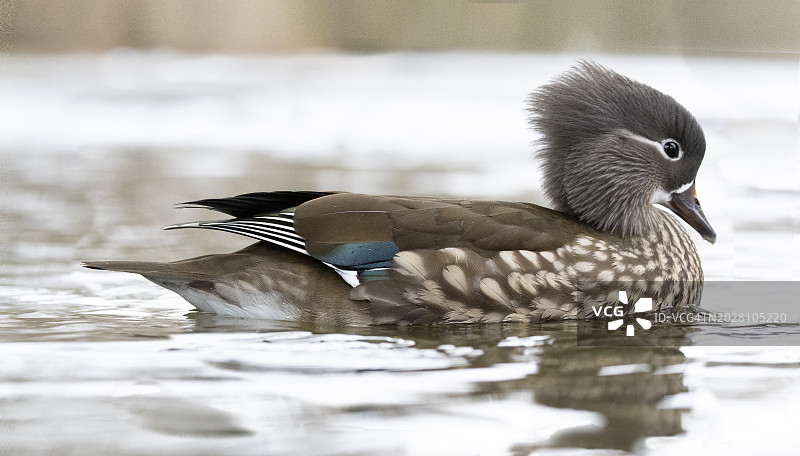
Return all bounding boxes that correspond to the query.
[663,141,681,159]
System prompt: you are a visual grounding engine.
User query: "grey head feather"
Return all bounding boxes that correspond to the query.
[528,60,706,238]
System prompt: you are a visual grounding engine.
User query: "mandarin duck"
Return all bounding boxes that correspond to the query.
[85,61,715,325]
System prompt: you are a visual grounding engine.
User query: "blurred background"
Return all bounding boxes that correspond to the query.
[9,0,800,54]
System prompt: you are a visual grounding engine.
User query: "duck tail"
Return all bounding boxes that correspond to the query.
[81,260,212,281]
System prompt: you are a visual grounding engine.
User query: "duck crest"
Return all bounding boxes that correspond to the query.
[528,60,707,239]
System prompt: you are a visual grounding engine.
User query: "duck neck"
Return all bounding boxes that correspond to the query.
[564,191,661,240]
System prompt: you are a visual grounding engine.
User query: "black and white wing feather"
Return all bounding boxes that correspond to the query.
[165,212,308,255]
[164,192,364,286]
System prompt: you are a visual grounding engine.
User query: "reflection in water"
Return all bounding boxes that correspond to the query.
[527,344,685,451]
[188,312,690,453]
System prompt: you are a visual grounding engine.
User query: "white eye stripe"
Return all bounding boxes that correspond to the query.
[621,131,683,161]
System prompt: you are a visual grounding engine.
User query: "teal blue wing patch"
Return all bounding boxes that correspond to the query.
[306,241,400,270]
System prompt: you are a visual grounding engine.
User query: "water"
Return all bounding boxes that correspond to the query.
[2,51,800,455]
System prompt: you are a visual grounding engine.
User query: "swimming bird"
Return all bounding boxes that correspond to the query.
[84,61,715,325]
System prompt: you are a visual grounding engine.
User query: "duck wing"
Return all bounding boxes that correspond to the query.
[293,192,589,260]
[171,191,589,265]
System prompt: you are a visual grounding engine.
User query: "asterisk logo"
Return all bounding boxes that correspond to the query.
[607,291,653,336]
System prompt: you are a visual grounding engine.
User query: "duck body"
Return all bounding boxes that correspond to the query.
[84,61,714,325]
[85,190,703,325]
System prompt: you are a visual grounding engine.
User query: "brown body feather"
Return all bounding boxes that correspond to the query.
[295,193,589,253]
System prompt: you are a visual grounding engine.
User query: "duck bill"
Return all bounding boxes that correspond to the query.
[664,183,716,244]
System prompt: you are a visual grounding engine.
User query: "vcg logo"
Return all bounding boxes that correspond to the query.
[591,291,653,336]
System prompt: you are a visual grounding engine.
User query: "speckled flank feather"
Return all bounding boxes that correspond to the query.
[352,210,702,324]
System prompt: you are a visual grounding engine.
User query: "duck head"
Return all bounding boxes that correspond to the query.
[528,60,716,244]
